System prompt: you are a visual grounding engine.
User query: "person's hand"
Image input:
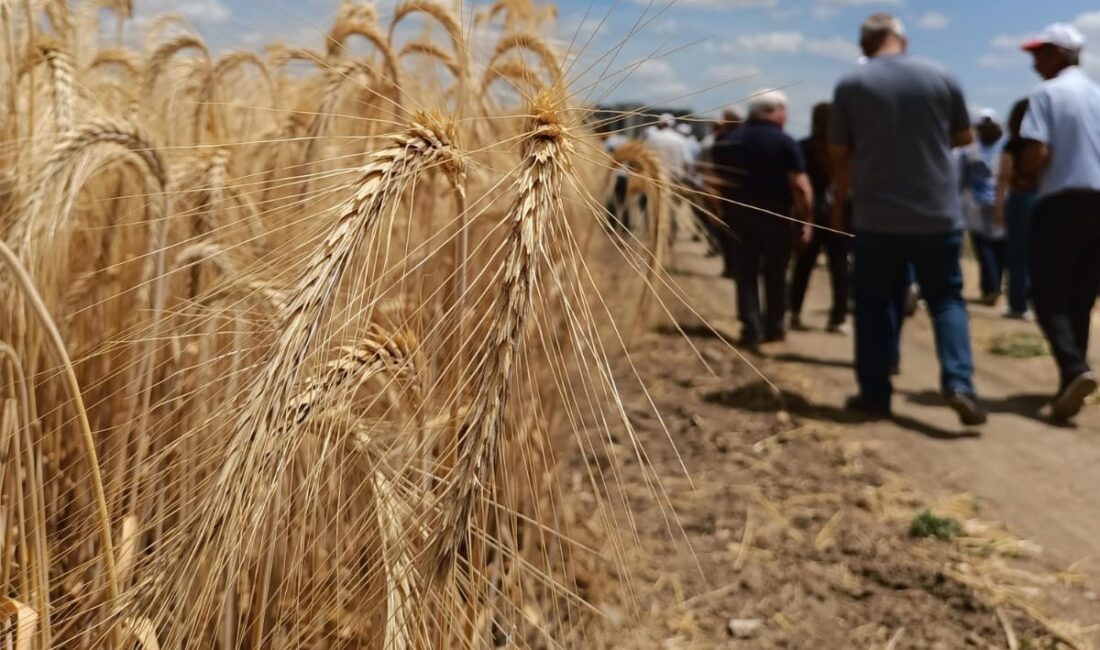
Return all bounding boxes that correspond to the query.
[993,203,1006,230]
[800,223,813,245]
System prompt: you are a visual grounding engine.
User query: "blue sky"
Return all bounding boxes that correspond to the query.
[142,0,1100,135]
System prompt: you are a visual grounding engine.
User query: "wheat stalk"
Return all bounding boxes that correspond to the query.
[426,90,571,583]
[0,241,120,647]
[142,115,464,645]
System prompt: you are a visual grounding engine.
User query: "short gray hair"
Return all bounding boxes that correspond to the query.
[747,89,788,117]
[860,13,906,50]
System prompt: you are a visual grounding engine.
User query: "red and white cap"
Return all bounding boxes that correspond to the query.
[1022,23,1086,52]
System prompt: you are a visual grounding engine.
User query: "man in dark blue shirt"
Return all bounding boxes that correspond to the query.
[713,90,813,346]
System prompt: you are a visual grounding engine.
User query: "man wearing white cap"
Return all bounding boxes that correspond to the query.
[1019,22,1100,421]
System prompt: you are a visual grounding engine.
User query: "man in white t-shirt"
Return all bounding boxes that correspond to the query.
[1019,22,1100,421]
[645,114,688,181]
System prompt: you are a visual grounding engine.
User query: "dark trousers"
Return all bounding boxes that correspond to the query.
[606,175,630,230]
[1005,190,1037,314]
[730,214,793,339]
[1030,190,1100,388]
[889,264,917,370]
[853,231,976,406]
[790,230,850,325]
[970,231,1006,297]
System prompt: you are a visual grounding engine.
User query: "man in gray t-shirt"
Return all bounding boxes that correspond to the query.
[830,51,971,233]
[828,13,986,426]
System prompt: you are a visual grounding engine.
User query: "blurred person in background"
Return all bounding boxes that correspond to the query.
[713,90,813,347]
[700,109,743,277]
[995,98,1039,320]
[678,122,702,175]
[829,13,986,425]
[645,113,688,181]
[1019,23,1100,421]
[960,109,1007,306]
[602,127,631,232]
[789,101,850,334]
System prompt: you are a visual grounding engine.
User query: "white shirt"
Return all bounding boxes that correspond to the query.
[645,128,687,178]
[1021,66,1100,196]
[604,133,629,153]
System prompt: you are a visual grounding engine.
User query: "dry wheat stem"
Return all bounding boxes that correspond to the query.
[142,115,464,644]
[0,240,121,646]
[427,91,570,584]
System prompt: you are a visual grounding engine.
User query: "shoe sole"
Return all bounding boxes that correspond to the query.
[947,393,987,426]
[1051,375,1099,421]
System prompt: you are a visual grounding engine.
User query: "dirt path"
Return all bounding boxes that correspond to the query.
[773,250,1100,592]
[580,238,1100,648]
[665,236,1100,610]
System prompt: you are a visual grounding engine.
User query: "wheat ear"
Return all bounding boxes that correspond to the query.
[147,115,464,645]
[427,90,571,582]
[611,139,671,332]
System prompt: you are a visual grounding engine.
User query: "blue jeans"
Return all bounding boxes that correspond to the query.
[853,231,976,407]
[1005,191,1037,314]
[970,231,1006,296]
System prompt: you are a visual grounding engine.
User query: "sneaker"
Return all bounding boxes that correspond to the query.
[979,291,1002,307]
[790,314,809,331]
[904,284,921,317]
[844,395,891,419]
[763,331,786,344]
[738,333,762,350]
[825,321,849,335]
[1050,372,1099,422]
[945,391,988,426]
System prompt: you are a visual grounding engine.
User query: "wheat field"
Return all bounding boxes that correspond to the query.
[0,0,678,647]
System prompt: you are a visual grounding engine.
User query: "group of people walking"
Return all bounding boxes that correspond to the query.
[702,13,1100,425]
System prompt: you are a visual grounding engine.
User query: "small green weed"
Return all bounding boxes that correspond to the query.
[988,331,1047,359]
[909,511,961,541]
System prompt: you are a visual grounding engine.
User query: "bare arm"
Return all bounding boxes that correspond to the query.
[789,172,813,220]
[1019,141,1050,180]
[950,129,974,149]
[829,144,852,231]
[994,151,1013,227]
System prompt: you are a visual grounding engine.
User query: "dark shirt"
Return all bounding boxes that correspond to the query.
[828,54,970,234]
[712,119,805,220]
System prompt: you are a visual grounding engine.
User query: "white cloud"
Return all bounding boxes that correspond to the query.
[720,31,859,62]
[560,15,605,42]
[1075,11,1100,79]
[631,0,776,9]
[771,8,803,20]
[977,54,1016,69]
[706,62,763,79]
[917,12,950,30]
[734,31,804,53]
[1075,11,1100,32]
[990,33,1034,49]
[135,0,231,26]
[803,36,861,62]
[812,0,903,19]
[628,59,690,98]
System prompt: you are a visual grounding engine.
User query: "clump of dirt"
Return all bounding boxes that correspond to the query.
[570,319,1093,649]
